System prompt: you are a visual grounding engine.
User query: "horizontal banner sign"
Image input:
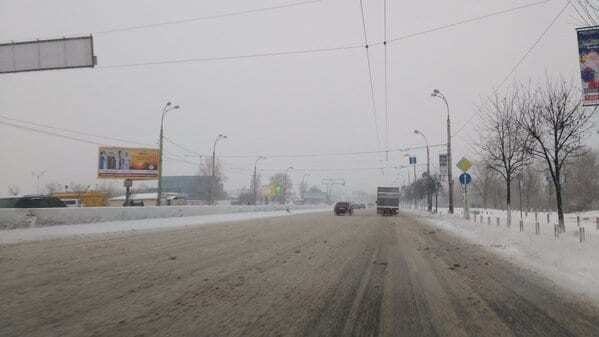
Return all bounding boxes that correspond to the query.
[0,36,95,74]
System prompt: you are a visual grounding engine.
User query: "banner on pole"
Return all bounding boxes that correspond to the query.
[577,26,599,106]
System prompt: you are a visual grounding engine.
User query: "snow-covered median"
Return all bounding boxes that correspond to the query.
[0,208,329,245]
[408,208,599,301]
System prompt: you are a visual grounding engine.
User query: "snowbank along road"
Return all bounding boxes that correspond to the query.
[1,210,599,337]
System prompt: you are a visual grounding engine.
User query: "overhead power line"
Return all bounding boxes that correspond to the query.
[453,0,570,138]
[383,0,391,152]
[163,134,446,159]
[388,0,552,43]
[0,119,200,167]
[493,0,570,92]
[99,43,364,69]
[94,0,323,35]
[358,0,382,148]
[96,1,550,71]
[0,114,153,147]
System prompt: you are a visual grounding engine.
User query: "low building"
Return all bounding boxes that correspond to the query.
[109,192,185,207]
[162,176,224,201]
[302,191,328,205]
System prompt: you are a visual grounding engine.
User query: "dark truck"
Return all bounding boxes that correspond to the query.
[376,187,400,216]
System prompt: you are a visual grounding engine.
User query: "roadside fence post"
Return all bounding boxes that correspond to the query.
[547,213,550,224]
[488,216,491,225]
[496,217,500,226]
[519,219,524,232]
[577,216,580,227]
[554,224,559,240]
[535,222,540,235]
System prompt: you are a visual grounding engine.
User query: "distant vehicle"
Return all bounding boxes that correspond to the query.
[53,192,109,207]
[62,199,82,207]
[123,200,144,207]
[0,195,66,208]
[376,187,400,216]
[334,201,353,216]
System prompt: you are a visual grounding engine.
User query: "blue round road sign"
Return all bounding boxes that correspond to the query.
[459,173,472,185]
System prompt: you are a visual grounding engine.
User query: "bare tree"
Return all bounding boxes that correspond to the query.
[199,157,227,204]
[518,77,595,230]
[563,150,599,212]
[570,1,599,26]
[471,159,504,209]
[269,173,293,204]
[44,182,63,195]
[199,156,226,181]
[7,185,20,196]
[479,89,531,225]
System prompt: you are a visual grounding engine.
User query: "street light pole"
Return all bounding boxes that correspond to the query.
[300,173,310,200]
[31,170,46,194]
[253,156,266,205]
[210,134,227,205]
[157,102,180,206]
[284,166,294,204]
[414,129,432,212]
[432,89,454,214]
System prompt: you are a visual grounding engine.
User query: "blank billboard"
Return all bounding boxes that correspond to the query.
[0,36,95,74]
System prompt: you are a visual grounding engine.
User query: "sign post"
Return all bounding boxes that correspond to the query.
[457,157,473,220]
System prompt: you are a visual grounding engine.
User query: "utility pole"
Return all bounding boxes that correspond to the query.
[300,173,310,200]
[253,156,266,205]
[31,170,46,194]
[283,166,294,204]
[321,178,345,204]
[209,134,227,205]
[414,129,432,212]
[157,102,180,206]
[432,89,454,214]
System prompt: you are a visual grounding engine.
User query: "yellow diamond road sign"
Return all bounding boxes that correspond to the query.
[457,157,472,172]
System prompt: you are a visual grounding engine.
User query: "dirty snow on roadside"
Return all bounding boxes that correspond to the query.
[407,208,599,301]
[0,208,329,245]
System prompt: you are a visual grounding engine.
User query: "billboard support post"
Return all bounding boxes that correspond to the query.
[124,179,133,206]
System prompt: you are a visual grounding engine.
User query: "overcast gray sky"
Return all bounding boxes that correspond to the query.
[0,0,593,196]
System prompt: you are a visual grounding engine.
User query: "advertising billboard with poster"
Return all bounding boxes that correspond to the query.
[98,147,159,179]
[577,26,599,106]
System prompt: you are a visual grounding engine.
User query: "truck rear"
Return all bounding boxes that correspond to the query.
[376,187,400,216]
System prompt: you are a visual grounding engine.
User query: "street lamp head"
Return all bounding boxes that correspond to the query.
[414,129,420,135]
[432,89,440,96]
[165,102,172,107]
[219,134,227,139]
[173,105,180,109]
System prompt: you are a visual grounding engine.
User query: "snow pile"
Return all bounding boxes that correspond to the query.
[409,209,599,301]
[0,208,329,245]
[0,204,328,229]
